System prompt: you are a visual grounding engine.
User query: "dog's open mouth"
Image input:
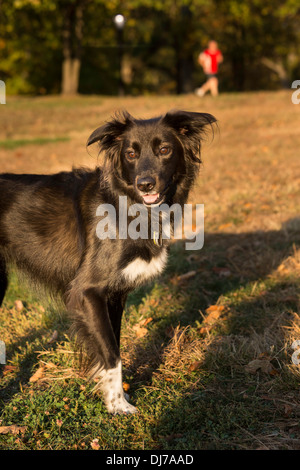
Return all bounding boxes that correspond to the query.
[142,193,163,206]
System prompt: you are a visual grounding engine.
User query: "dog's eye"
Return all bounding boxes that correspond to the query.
[126,150,136,160]
[159,147,170,156]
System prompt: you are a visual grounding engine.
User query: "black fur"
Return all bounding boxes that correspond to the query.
[0,110,216,413]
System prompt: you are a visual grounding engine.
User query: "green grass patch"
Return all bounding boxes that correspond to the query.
[0,136,69,150]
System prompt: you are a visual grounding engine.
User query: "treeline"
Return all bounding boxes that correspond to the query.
[0,0,299,96]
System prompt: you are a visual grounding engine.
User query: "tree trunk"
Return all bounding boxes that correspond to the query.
[61,2,84,95]
[62,58,81,94]
[176,56,194,94]
[231,55,245,91]
[174,6,194,94]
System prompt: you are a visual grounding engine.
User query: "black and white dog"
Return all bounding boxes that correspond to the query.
[0,110,216,413]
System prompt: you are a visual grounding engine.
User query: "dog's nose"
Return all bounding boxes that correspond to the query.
[137,176,156,193]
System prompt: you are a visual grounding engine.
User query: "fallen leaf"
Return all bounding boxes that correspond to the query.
[29,366,45,383]
[199,305,226,335]
[47,330,58,344]
[0,425,27,435]
[199,326,210,335]
[140,317,153,327]
[133,317,153,337]
[177,271,197,282]
[133,326,148,338]
[245,358,276,375]
[14,300,24,311]
[212,267,231,277]
[91,438,100,450]
[188,361,201,372]
[171,270,197,285]
[123,382,130,393]
[205,304,226,321]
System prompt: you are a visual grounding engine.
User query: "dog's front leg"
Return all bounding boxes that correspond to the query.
[107,293,127,349]
[78,287,137,414]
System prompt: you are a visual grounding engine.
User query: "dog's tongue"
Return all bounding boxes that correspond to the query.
[143,193,159,204]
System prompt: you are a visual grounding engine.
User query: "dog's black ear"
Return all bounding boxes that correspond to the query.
[162,110,216,137]
[162,110,217,162]
[87,111,134,157]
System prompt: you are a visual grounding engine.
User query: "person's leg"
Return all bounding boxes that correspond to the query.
[195,77,211,96]
[210,77,219,96]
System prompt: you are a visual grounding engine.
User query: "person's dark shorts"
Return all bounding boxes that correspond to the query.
[206,73,217,79]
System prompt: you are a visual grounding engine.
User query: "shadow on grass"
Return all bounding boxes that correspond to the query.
[125,218,300,448]
[126,217,300,373]
[147,280,300,449]
[0,328,48,400]
[0,291,68,408]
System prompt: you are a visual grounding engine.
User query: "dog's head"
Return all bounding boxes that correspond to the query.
[87,110,216,206]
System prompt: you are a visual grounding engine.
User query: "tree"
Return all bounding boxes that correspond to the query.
[1,0,96,95]
[0,0,299,95]
[209,0,300,90]
[61,0,85,95]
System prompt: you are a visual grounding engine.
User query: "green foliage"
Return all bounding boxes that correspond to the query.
[0,0,299,94]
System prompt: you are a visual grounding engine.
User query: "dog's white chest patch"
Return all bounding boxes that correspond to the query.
[122,248,168,283]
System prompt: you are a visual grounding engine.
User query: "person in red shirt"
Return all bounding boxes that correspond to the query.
[196,40,223,97]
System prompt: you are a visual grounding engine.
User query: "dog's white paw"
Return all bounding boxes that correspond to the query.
[106,394,138,415]
[93,360,138,415]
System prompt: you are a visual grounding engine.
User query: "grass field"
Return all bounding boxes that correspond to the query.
[0,90,300,450]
